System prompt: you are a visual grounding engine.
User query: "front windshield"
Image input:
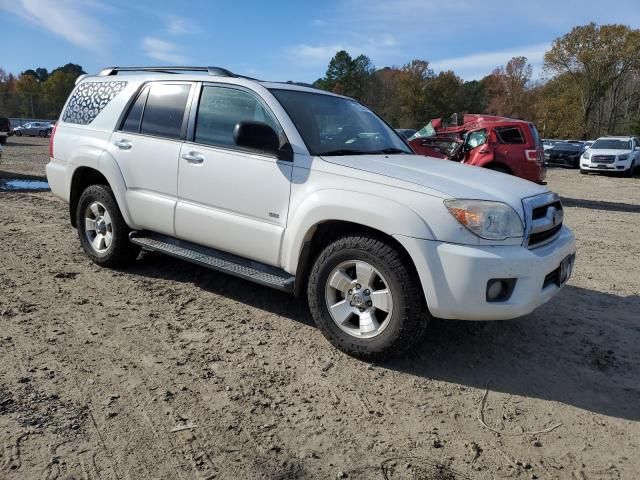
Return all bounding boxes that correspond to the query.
[592,139,631,150]
[552,143,581,151]
[270,89,412,156]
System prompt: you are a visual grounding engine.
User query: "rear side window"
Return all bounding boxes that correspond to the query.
[62,81,127,125]
[496,127,525,144]
[194,86,280,148]
[140,83,191,139]
[121,86,149,133]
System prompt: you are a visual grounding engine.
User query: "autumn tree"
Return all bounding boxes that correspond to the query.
[544,23,640,138]
[484,56,533,119]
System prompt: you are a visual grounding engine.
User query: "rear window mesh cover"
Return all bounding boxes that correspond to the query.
[62,81,127,125]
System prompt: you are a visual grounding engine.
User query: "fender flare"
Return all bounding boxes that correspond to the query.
[68,148,137,229]
[281,189,435,274]
[97,149,137,228]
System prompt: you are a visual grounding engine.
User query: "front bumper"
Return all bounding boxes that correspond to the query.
[580,158,632,172]
[396,226,576,320]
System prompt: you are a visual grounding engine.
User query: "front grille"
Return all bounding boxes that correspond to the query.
[523,193,563,249]
[532,200,561,220]
[591,155,615,164]
[529,223,562,247]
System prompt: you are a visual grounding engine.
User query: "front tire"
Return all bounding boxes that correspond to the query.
[625,162,635,178]
[307,235,429,360]
[76,184,140,268]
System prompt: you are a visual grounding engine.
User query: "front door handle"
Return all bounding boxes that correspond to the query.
[182,152,204,164]
[114,139,132,150]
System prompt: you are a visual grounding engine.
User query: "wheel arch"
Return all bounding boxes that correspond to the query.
[69,154,135,228]
[292,219,423,298]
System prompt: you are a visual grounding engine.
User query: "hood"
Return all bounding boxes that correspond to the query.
[587,149,633,156]
[321,154,547,211]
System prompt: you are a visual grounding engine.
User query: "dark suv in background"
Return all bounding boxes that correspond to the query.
[0,117,10,145]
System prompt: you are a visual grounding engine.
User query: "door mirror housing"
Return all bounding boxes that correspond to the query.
[234,121,281,155]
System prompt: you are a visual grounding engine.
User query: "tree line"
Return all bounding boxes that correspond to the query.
[1,23,639,139]
[0,63,85,120]
[313,23,640,140]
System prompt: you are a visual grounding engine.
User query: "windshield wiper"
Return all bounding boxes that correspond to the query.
[371,148,410,155]
[318,149,371,156]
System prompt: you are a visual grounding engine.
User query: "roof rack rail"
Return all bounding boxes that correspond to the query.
[97,66,237,77]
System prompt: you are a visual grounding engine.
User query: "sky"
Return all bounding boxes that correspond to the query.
[1,0,640,83]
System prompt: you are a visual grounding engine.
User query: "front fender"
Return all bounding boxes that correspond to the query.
[281,189,434,273]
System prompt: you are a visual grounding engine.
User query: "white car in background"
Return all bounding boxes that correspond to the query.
[580,136,640,177]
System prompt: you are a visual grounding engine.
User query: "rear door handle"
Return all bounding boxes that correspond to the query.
[114,139,132,150]
[182,152,204,164]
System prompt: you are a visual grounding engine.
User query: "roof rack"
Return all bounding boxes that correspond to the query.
[97,66,237,77]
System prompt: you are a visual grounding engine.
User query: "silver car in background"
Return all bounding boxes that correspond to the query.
[13,121,54,137]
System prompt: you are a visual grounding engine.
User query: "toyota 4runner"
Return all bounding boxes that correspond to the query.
[46,66,576,359]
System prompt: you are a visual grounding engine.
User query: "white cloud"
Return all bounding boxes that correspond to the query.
[142,37,189,64]
[165,15,200,35]
[285,43,353,67]
[430,43,550,80]
[0,0,111,52]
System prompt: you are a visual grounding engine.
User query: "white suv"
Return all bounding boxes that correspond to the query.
[580,136,640,177]
[47,66,576,359]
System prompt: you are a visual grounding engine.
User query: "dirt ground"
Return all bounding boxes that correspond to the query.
[0,136,638,480]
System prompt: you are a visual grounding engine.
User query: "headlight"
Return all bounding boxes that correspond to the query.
[444,199,524,240]
[582,152,590,159]
[618,154,629,161]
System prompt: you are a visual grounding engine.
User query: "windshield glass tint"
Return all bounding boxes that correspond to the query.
[270,89,411,156]
[592,139,631,150]
[553,143,581,151]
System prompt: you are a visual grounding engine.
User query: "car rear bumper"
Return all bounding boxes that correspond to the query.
[395,227,576,320]
[46,157,70,202]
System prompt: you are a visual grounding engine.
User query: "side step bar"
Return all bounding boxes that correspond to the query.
[129,232,295,293]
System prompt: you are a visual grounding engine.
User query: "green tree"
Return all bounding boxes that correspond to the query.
[315,51,375,101]
[396,60,433,128]
[42,70,78,117]
[16,73,40,117]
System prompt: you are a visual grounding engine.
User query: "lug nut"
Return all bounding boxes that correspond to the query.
[349,301,354,306]
[348,289,353,295]
[367,300,372,307]
[359,308,364,312]
[356,284,361,289]
[364,289,370,295]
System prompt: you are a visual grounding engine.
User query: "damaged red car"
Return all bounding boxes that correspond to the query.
[408,114,547,184]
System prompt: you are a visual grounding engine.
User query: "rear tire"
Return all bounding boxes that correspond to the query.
[76,184,140,268]
[307,235,429,360]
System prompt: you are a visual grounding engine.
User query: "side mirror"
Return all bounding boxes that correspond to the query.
[635,146,640,151]
[234,121,280,154]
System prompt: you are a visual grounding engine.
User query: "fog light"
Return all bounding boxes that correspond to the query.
[486,279,516,302]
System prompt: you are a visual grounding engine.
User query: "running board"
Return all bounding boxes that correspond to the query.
[129,232,295,293]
